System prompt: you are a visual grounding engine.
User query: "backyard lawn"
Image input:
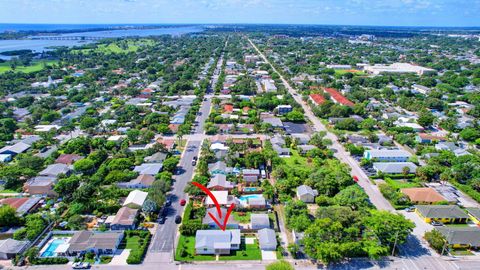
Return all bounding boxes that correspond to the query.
[0,60,58,74]
[233,212,251,223]
[284,150,310,168]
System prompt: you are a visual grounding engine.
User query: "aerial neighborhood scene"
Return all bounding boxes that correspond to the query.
[1,1,480,270]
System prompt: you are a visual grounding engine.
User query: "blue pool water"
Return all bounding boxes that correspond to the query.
[238,194,263,202]
[41,239,68,257]
[244,187,259,192]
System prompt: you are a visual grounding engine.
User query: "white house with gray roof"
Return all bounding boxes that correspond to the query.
[363,149,411,162]
[195,230,241,255]
[251,214,270,230]
[0,239,29,260]
[296,185,318,203]
[373,162,418,174]
[258,228,277,251]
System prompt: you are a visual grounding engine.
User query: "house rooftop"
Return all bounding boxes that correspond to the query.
[415,205,469,219]
[401,188,446,203]
[437,227,480,247]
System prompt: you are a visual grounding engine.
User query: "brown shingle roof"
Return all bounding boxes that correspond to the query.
[401,188,446,203]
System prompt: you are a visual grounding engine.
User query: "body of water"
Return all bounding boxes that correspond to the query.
[0,25,204,58]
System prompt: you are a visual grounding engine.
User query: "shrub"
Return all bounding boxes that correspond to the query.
[126,230,152,264]
[32,257,69,265]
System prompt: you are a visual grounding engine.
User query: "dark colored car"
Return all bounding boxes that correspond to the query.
[165,200,172,207]
[192,160,197,166]
[158,216,166,224]
[180,199,186,206]
[175,215,182,224]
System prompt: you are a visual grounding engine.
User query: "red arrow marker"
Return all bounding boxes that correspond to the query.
[192,181,235,231]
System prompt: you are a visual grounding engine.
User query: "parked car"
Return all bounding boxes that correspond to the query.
[180,199,186,206]
[352,175,359,182]
[175,215,182,224]
[165,199,172,207]
[192,160,197,166]
[430,221,443,226]
[72,262,91,269]
[405,207,416,212]
[158,216,166,224]
[193,156,198,161]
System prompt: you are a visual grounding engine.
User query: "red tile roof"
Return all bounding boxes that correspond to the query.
[0,197,29,209]
[309,94,326,105]
[323,88,354,107]
[224,104,234,113]
[418,133,447,141]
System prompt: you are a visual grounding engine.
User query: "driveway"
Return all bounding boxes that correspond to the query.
[109,249,130,265]
[261,250,277,261]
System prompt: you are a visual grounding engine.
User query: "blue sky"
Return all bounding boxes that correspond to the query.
[1,0,479,27]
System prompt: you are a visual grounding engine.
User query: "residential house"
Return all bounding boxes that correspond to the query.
[39,164,72,178]
[275,105,292,115]
[208,161,229,175]
[309,94,326,106]
[0,154,12,163]
[373,162,418,174]
[242,169,261,184]
[323,88,354,107]
[258,228,277,251]
[110,207,139,230]
[0,197,41,216]
[401,188,447,204]
[23,176,57,196]
[297,145,317,155]
[437,227,480,250]
[272,144,290,157]
[203,208,239,229]
[296,185,318,203]
[251,214,270,230]
[133,163,163,176]
[207,174,235,191]
[0,239,29,260]
[415,205,469,224]
[262,117,283,128]
[416,133,447,144]
[66,231,124,256]
[55,154,83,165]
[144,152,168,163]
[363,149,411,162]
[123,190,148,209]
[205,191,229,207]
[117,174,155,189]
[242,196,267,209]
[412,84,431,95]
[291,134,311,145]
[195,230,241,255]
[0,142,30,158]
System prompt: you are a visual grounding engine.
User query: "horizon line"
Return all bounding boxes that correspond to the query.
[1,22,480,29]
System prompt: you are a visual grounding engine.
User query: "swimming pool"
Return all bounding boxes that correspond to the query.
[243,187,259,192]
[238,194,264,202]
[40,238,69,258]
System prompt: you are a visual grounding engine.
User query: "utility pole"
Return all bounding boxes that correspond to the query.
[441,230,451,256]
[392,231,399,257]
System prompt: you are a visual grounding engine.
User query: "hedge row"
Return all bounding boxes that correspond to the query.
[126,230,152,264]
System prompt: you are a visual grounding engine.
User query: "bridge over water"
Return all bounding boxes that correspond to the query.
[28,36,105,41]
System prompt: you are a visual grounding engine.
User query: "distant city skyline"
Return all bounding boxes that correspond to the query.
[1,0,480,27]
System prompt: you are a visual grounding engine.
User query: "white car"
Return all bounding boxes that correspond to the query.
[72,262,91,269]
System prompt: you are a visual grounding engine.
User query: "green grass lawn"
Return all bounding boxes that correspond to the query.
[384,177,421,190]
[233,212,251,223]
[175,236,216,262]
[334,69,366,76]
[284,150,309,167]
[219,239,262,261]
[0,60,58,74]
[450,249,474,256]
[445,224,470,228]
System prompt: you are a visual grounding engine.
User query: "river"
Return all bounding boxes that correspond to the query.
[0,25,204,59]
